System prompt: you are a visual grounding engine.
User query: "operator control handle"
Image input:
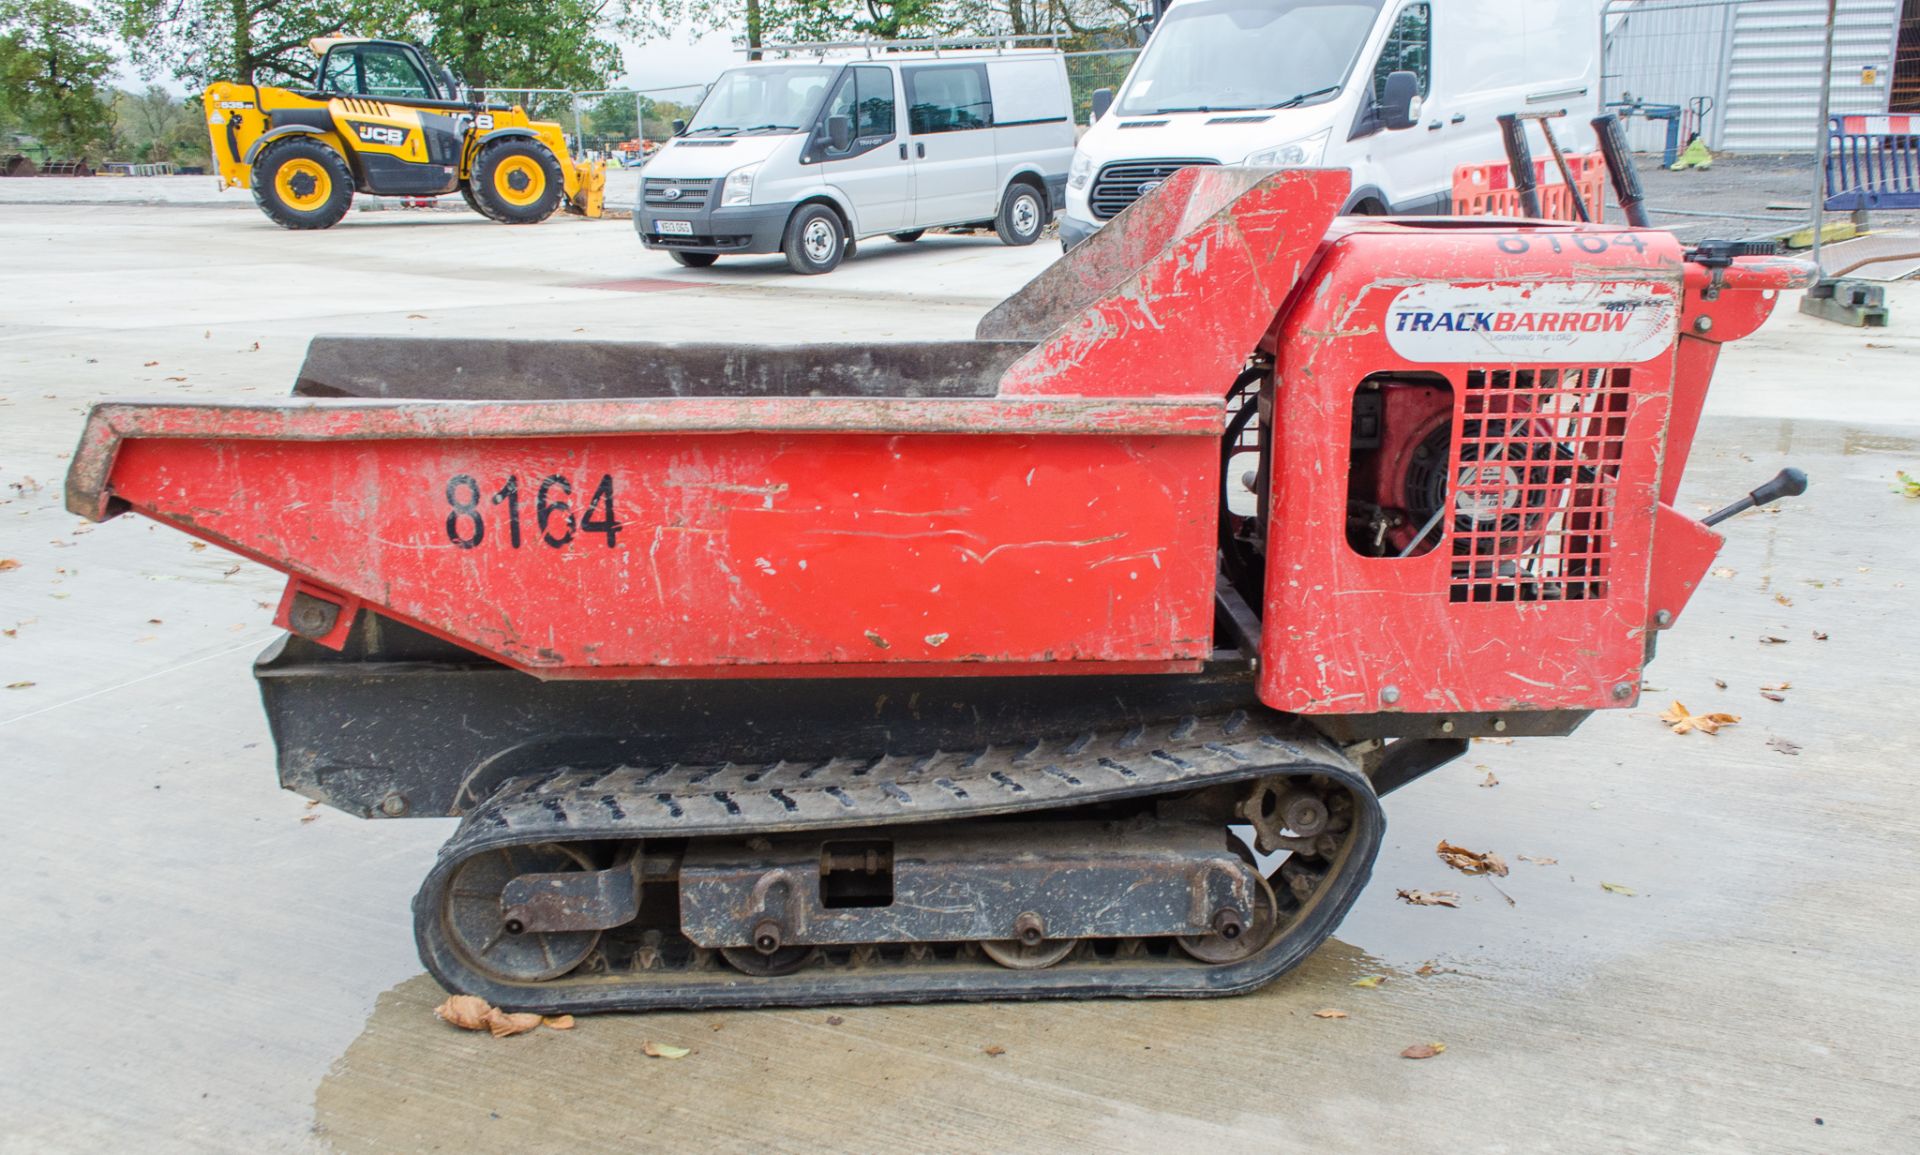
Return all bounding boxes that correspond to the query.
[1701,468,1808,527]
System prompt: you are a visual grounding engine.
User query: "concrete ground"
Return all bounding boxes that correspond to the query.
[1,199,1917,1155]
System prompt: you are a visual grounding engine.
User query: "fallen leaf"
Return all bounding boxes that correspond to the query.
[188,542,206,552]
[1761,682,1791,692]
[1812,630,1828,641]
[147,618,162,625]
[1479,770,1499,787]
[1397,888,1461,907]
[487,1011,543,1038]
[1313,1009,1349,1019]
[983,1044,1006,1057]
[1516,855,1559,866]
[435,995,493,1031]
[1600,882,1637,896]
[1761,692,1785,703]
[0,559,19,572]
[1351,975,1385,989]
[643,1041,691,1059]
[824,1015,844,1026]
[542,1015,575,1030]
[165,376,187,382]
[1713,678,1728,689]
[143,360,158,367]
[5,681,34,689]
[1401,1042,1447,1060]
[407,313,428,319]
[221,565,240,576]
[1436,840,1508,877]
[1660,701,1740,736]
[1711,566,1736,579]
[1415,962,1438,976]
[1768,736,1803,756]
[299,814,316,824]
[1759,636,1787,645]
[1895,471,1920,499]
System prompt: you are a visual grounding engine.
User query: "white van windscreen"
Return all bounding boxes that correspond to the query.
[1118,0,1385,116]
[687,65,839,135]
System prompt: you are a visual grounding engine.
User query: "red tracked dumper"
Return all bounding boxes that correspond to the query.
[66,168,1812,1011]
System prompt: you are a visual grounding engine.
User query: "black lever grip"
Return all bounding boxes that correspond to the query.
[1702,468,1809,527]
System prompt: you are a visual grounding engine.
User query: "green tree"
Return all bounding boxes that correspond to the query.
[0,0,117,161]
[374,1,640,91]
[113,85,210,165]
[107,0,371,88]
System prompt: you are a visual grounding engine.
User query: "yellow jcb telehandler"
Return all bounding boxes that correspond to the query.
[204,37,604,229]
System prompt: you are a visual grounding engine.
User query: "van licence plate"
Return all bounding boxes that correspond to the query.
[654,219,694,236]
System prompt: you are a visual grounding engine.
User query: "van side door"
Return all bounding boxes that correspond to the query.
[902,63,999,226]
[819,65,913,235]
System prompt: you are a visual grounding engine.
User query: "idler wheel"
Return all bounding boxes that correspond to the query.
[980,938,1077,970]
[721,945,817,977]
[1177,876,1281,965]
[442,842,602,982]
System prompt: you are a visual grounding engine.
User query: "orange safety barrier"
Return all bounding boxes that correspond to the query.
[1452,152,1607,222]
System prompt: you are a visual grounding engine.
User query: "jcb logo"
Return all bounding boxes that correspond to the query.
[355,124,406,147]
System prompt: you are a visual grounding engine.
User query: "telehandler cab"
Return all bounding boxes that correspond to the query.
[204,37,602,229]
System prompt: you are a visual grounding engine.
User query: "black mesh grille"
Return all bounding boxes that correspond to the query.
[1088,158,1216,220]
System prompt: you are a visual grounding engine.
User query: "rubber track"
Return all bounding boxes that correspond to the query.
[414,710,1385,1012]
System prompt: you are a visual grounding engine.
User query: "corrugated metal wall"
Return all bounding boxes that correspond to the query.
[1605,0,1899,152]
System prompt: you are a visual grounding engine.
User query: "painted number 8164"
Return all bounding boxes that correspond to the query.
[443,473,621,550]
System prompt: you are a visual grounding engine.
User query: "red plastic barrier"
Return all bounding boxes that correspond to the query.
[1452,152,1607,222]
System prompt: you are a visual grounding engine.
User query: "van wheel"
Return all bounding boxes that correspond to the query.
[889,230,925,243]
[669,251,718,268]
[783,204,846,274]
[250,138,353,230]
[994,183,1046,246]
[470,139,564,224]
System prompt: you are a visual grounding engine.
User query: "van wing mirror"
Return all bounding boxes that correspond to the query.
[826,114,852,152]
[1379,71,1419,131]
[671,118,686,137]
[1090,88,1114,123]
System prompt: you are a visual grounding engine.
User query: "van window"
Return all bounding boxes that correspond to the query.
[1116,0,1385,117]
[986,58,1067,125]
[905,65,993,134]
[822,66,897,155]
[1372,3,1431,100]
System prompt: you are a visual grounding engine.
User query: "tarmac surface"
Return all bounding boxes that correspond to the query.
[2,197,1918,1153]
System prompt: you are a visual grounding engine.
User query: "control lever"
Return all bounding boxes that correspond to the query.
[1701,468,1808,527]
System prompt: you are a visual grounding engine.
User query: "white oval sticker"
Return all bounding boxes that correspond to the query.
[1385,281,1679,364]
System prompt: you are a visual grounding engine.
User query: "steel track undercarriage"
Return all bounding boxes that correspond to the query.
[415,711,1384,1012]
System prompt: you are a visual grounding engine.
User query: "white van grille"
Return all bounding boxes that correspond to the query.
[643,178,715,208]
[1088,158,1217,220]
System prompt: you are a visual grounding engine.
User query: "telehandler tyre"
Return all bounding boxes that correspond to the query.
[251,138,354,230]
[460,182,505,222]
[470,139,565,224]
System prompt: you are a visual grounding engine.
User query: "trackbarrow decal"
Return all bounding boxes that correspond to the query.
[1386,281,1679,363]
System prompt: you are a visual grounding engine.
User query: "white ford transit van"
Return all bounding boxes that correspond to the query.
[637,50,1076,274]
[1062,0,1599,249]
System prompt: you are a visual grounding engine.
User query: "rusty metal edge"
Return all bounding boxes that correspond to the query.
[64,395,1224,523]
